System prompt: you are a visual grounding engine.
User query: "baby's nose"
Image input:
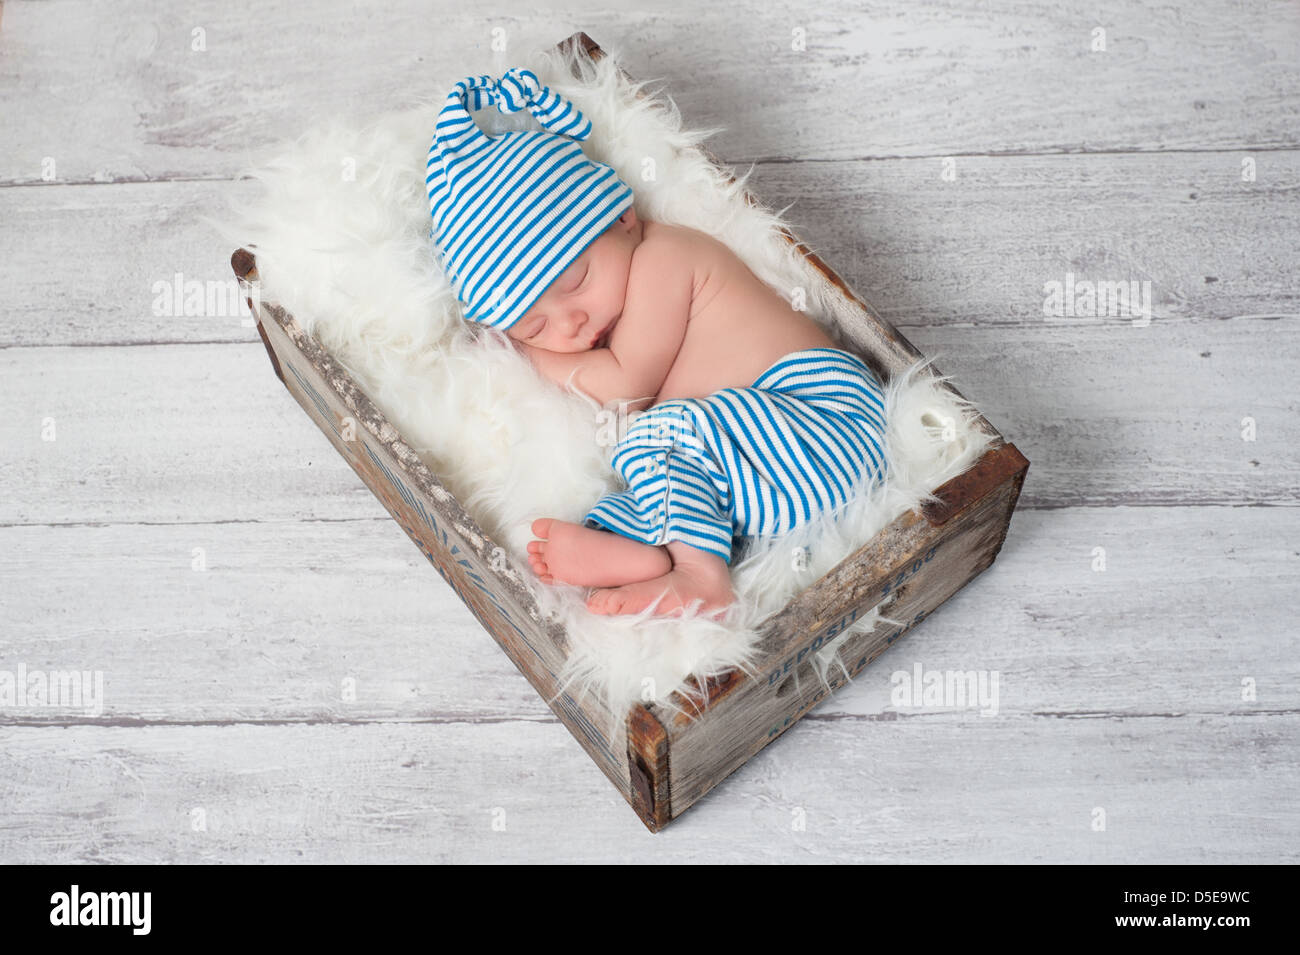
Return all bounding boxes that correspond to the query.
[566,310,589,335]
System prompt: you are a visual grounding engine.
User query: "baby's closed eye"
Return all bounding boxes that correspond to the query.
[568,264,590,293]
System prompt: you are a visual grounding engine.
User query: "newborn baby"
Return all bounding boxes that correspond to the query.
[513,204,887,616]
[427,67,887,619]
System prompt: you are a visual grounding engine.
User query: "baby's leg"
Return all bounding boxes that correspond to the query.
[587,540,735,618]
[528,518,672,588]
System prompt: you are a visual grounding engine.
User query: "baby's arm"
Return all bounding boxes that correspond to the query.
[520,237,692,406]
[603,237,692,399]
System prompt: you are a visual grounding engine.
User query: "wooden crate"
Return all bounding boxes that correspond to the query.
[230,32,1029,832]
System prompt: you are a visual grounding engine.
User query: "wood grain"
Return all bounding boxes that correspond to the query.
[2,507,1294,722]
[2,323,1293,524]
[3,151,1296,348]
[0,715,1294,862]
[2,0,1296,186]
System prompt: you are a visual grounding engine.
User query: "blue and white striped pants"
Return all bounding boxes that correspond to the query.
[581,347,888,565]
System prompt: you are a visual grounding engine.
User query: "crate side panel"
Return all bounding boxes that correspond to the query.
[662,465,1025,818]
[666,443,1029,723]
[251,303,634,803]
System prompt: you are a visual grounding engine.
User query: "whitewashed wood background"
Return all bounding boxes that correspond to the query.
[1,0,1297,863]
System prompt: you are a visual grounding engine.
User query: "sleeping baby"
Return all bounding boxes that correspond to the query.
[428,67,888,618]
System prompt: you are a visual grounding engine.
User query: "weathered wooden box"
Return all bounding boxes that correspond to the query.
[231,32,1028,832]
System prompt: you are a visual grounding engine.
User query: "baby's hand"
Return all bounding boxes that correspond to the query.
[512,338,630,404]
[514,339,560,377]
[513,338,586,390]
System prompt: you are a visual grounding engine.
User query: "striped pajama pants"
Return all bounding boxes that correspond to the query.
[581,347,889,565]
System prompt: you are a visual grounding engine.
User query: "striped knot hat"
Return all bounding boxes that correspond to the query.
[426,67,635,330]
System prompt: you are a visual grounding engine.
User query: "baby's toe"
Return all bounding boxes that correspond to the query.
[530,518,554,539]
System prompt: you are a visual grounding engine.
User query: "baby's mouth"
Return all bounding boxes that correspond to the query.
[592,315,618,348]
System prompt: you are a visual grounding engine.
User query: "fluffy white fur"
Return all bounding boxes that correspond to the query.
[208,42,996,734]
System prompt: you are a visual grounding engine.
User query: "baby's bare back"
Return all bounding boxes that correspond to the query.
[646,222,837,402]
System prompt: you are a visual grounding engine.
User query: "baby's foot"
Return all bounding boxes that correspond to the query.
[587,544,735,618]
[528,518,672,588]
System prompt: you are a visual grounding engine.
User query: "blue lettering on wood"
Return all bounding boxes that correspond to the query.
[359,440,539,654]
[284,360,342,442]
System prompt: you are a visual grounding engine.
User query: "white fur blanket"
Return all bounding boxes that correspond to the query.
[209,41,996,728]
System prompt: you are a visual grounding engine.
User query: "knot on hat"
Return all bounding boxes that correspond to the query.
[490,67,592,141]
[434,68,594,146]
[495,68,545,114]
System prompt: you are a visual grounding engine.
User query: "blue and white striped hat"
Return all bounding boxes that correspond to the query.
[426,67,636,331]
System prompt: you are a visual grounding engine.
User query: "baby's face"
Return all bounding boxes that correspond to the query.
[507,208,641,353]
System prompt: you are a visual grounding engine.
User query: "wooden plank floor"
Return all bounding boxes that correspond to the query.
[1,0,1297,862]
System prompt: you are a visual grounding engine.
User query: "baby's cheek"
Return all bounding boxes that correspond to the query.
[612,290,626,312]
